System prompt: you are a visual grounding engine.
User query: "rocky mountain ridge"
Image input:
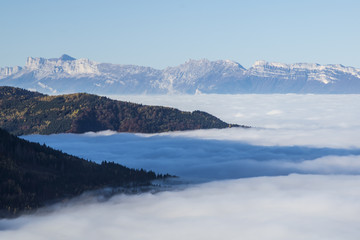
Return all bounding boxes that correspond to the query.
[1,55,359,94]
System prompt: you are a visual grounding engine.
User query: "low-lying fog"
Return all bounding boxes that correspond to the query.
[2,175,360,240]
[2,94,360,239]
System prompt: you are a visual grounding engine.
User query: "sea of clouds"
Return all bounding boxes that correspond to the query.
[2,94,360,239]
[20,131,360,181]
[1,175,360,240]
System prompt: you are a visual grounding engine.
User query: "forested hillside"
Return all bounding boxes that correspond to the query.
[0,86,242,135]
[0,128,165,218]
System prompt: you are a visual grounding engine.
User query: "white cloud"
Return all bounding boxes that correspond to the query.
[13,94,360,239]
[83,130,118,137]
[151,126,360,148]
[283,155,360,174]
[108,94,360,148]
[1,175,360,240]
[22,94,360,181]
[109,94,360,131]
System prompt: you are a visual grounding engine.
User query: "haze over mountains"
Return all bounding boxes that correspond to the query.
[1,54,360,94]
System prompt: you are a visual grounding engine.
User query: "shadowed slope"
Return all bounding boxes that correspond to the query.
[0,128,165,218]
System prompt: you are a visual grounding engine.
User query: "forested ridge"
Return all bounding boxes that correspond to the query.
[0,127,167,218]
[0,86,243,136]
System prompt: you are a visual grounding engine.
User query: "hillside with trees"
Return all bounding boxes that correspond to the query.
[0,86,243,136]
[0,127,167,218]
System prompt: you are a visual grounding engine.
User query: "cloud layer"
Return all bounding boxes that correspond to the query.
[8,94,360,239]
[23,133,360,181]
[1,175,360,240]
[110,94,360,148]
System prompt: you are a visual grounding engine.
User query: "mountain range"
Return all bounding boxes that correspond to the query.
[1,55,360,94]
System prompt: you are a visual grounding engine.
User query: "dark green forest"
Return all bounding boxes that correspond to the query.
[0,128,166,218]
[0,86,244,135]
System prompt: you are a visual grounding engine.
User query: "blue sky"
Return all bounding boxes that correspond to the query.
[1,0,359,69]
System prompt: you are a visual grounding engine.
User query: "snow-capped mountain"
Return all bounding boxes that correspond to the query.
[1,54,360,94]
[248,61,360,93]
[160,59,246,94]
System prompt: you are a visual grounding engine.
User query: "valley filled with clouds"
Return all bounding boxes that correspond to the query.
[2,94,360,239]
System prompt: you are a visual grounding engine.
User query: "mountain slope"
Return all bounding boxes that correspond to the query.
[0,127,163,218]
[1,55,360,94]
[0,86,240,136]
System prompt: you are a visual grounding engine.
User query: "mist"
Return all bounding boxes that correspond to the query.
[2,94,360,239]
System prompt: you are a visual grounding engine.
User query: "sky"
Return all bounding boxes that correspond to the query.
[1,0,360,69]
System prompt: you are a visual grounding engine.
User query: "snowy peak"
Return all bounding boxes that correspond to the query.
[26,56,45,70]
[164,59,245,80]
[0,66,22,78]
[248,60,360,84]
[251,60,360,74]
[251,60,322,70]
[24,55,100,77]
[48,54,76,62]
[176,58,245,71]
[58,54,76,61]
[159,59,246,93]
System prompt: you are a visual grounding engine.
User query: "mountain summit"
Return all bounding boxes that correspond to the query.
[55,54,76,61]
[1,56,360,94]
